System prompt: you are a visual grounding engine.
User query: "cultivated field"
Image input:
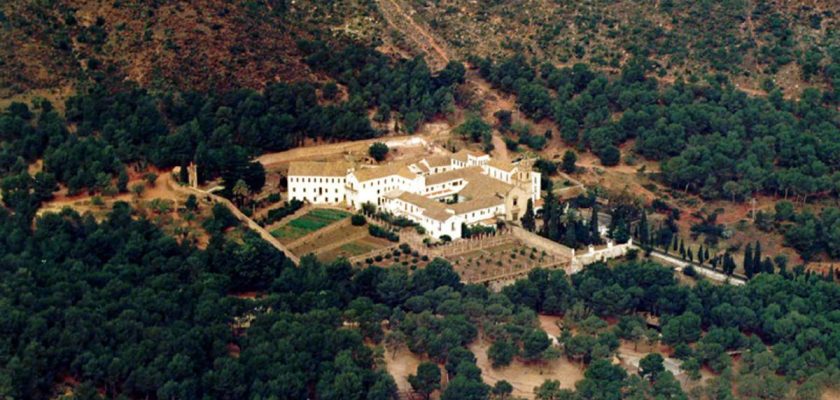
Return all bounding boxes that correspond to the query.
[271,209,351,243]
[448,242,559,283]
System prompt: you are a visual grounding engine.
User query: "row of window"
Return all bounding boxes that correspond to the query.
[291,187,341,194]
[293,196,343,203]
[289,177,345,183]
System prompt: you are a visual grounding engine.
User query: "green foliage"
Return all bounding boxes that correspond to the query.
[487,340,517,368]
[351,214,367,226]
[561,150,577,173]
[477,56,840,200]
[260,198,304,225]
[408,362,440,400]
[782,207,840,261]
[638,353,665,381]
[455,114,492,144]
[369,224,399,242]
[369,142,389,162]
[300,41,462,130]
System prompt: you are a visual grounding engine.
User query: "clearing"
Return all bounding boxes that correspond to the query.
[470,339,584,399]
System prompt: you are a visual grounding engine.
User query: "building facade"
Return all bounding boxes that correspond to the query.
[287,149,542,239]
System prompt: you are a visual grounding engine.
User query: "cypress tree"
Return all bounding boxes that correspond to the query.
[704,247,710,263]
[679,239,685,259]
[563,210,577,247]
[521,198,536,232]
[698,245,704,263]
[753,241,762,274]
[687,247,693,262]
[589,204,600,245]
[541,179,554,236]
[639,211,649,246]
[550,203,565,242]
[672,235,678,251]
[723,253,736,275]
[761,257,774,274]
[744,243,754,278]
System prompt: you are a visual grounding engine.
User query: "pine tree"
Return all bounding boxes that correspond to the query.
[521,198,536,232]
[753,241,762,275]
[589,204,600,245]
[117,168,129,193]
[744,243,754,279]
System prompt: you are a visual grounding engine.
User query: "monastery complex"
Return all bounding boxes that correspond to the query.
[287,149,542,239]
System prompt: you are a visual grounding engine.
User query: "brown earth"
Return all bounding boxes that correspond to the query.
[469,339,584,399]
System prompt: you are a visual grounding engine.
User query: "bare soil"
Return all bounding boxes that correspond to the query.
[384,346,427,393]
[469,339,584,399]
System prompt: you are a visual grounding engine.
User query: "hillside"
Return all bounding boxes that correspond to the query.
[0,0,386,99]
[2,0,837,102]
[393,0,839,97]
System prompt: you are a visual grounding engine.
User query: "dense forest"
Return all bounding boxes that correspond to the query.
[2,1,840,399]
[0,42,463,199]
[1,194,838,398]
[476,56,840,201]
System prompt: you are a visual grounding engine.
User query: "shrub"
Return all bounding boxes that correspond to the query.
[369,224,399,242]
[375,255,383,262]
[400,243,412,254]
[369,142,389,162]
[263,199,304,225]
[351,214,367,226]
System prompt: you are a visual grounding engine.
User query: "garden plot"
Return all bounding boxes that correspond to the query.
[318,235,395,263]
[448,242,554,282]
[270,208,351,243]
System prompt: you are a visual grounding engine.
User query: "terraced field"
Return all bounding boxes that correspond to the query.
[317,236,394,263]
[271,209,351,243]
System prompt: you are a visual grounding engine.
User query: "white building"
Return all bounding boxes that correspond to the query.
[287,149,542,239]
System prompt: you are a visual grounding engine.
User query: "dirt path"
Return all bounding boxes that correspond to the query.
[384,347,425,393]
[491,133,510,161]
[163,173,302,264]
[256,131,442,169]
[376,0,451,70]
